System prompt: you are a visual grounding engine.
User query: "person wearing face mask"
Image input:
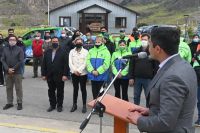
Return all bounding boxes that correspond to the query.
[82,31,95,50]
[129,33,158,105]
[128,27,141,43]
[58,30,71,54]
[70,30,81,50]
[128,28,142,54]
[43,31,52,52]
[99,26,114,43]
[69,37,88,113]
[111,40,132,101]
[72,30,81,41]
[42,37,69,112]
[44,31,51,40]
[114,30,129,51]
[189,34,200,65]
[32,32,44,78]
[103,33,115,55]
[1,35,24,110]
[86,36,111,99]
[0,34,6,86]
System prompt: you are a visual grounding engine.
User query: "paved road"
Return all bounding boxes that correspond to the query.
[0,65,199,133]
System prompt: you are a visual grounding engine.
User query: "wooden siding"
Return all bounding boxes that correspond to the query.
[49,0,136,33]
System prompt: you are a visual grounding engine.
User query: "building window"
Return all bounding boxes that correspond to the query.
[59,16,71,27]
[115,17,127,28]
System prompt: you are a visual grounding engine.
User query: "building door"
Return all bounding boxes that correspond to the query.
[80,13,108,34]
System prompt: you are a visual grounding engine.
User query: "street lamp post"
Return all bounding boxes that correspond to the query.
[48,0,50,26]
[184,14,189,42]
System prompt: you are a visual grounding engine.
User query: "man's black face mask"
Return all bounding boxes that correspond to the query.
[133,31,139,39]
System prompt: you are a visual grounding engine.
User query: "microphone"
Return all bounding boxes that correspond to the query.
[121,52,147,59]
[80,115,91,131]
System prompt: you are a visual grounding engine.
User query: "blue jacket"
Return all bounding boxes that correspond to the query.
[86,45,111,81]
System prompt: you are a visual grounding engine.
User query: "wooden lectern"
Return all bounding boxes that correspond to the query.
[88,94,139,133]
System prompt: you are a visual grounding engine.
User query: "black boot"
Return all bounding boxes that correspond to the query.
[57,106,63,112]
[3,104,14,110]
[17,103,23,110]
[47,106,55,112]
[70,104,77,112]
[82,105,87,113]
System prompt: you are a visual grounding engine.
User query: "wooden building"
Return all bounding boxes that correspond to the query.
[49,0,139,34]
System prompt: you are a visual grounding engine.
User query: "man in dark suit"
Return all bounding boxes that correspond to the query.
[127,27,197,133]
[42,37,69,112]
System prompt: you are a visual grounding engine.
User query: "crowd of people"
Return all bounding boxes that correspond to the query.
[0,26,200,129]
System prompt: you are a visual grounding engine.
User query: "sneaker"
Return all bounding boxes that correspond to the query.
[3,104,14,110]
[195,120,200,127]
[17,103,23,110]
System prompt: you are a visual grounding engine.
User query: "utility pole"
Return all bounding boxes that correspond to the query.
[48,0,50,26]
[184,14,189,42]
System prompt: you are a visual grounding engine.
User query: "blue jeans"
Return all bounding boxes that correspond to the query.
[197,86,200,120]
[134,78,151,105]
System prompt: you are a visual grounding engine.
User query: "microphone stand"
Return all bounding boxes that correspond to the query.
[80,60,128,133]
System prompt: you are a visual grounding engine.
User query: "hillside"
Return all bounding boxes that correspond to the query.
[0,0,199,28]
[125,0,200,26]
[121,0,199,10]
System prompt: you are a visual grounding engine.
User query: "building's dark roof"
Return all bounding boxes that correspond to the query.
[77,4,112,13]
[49,0,139,15]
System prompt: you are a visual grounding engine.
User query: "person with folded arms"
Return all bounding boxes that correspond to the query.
[69,37,88,113]
[42,37,69,112]
[2,35,24,110]
[86,36,111,99]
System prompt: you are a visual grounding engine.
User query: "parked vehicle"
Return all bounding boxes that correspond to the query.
[139,25,177,34]
[22,26,77,63]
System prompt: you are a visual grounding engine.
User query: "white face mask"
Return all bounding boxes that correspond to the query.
[61,34,66,37]
[193,38,199,43]
[141,40,148,48]
[9,41,16,46]
[35,37,40,40]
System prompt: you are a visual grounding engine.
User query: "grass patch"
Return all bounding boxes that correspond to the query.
[126,3,197,26]
[0,27,30,37]
[2,15,32,27]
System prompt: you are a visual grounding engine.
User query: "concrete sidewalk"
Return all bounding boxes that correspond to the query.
[0,114,139,133]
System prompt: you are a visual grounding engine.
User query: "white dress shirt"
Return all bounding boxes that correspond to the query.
[52,50,56,62]
[159,54,179,69]
[69,48,88,76]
